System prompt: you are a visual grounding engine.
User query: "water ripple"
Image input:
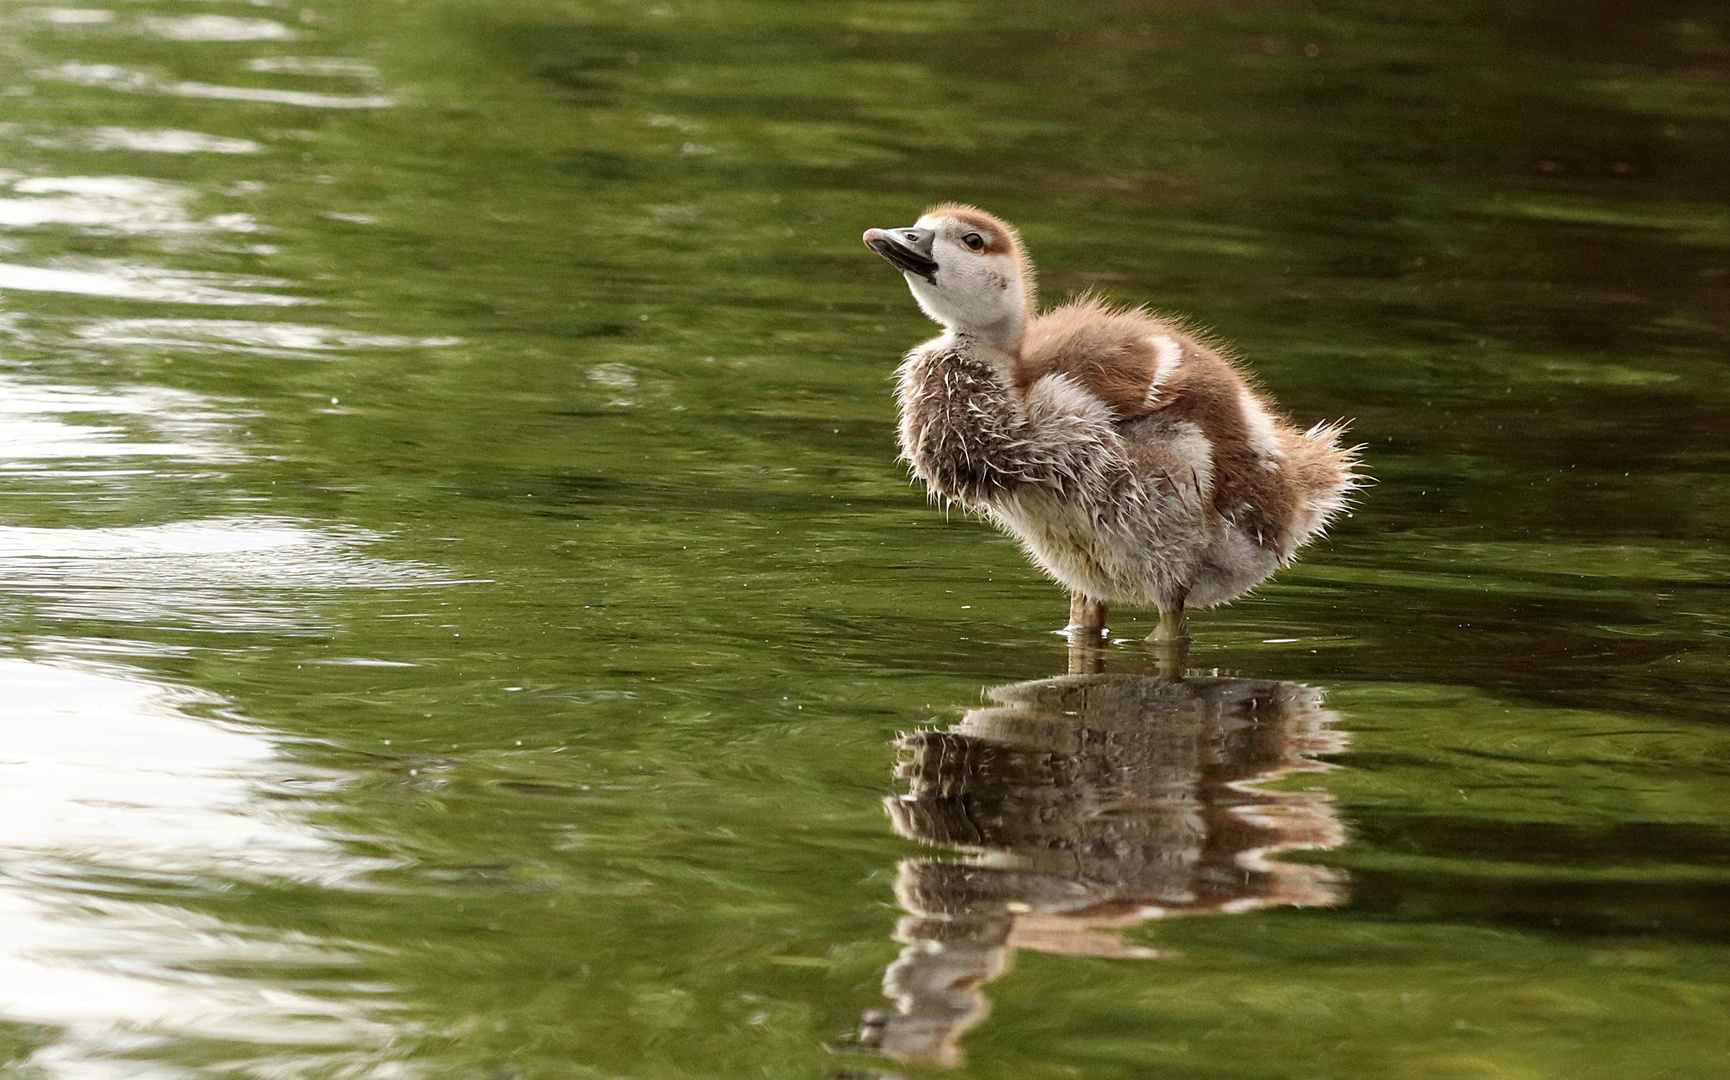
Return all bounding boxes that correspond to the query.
[0,174,260,234]
[35,126,263,154]
[0,518,455,632]
[0,654,400,1077]
[246,56,377,78]
[0,259,308,304]
[0,376,229,461]
[76,317,461,358]
[140,14,299,41]
[26,7,115,25]
[50,61,395,109]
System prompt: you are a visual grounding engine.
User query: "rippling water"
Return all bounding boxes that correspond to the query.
[0,0,1726,1077]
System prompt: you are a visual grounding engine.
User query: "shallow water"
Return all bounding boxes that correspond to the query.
[0,1,1726,1076]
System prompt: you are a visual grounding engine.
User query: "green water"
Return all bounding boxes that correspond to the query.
[0,0,1726,1076]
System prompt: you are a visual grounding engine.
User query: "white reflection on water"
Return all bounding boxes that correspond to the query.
[0,16,432,1071]
[36,127,263,154]
[160,80,393,109]
[0,657,341,873]
[76,317,461,358]
[0,175,259,234]
[0,655,401,1078]
[0,374,439,1069]
[0,376,227,461]
[247,56,377,78]
[51,62,395,109]
[0,260,308,304]
[27,7,115,24]
[140,14,298,40]
[0,518,454,632]
[0,375,454,630]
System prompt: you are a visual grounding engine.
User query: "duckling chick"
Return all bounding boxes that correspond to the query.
[864,205,1359,642]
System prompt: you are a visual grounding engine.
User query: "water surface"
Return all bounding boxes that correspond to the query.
[0,1,1727,1077]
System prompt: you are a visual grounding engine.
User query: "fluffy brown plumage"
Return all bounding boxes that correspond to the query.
[864,205,1360,642]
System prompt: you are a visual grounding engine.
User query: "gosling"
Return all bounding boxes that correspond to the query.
[864,205,1358,642]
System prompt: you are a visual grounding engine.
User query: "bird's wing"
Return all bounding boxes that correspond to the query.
[1021,302,1188,421]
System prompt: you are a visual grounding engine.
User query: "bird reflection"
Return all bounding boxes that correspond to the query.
[854,656,1347,1068]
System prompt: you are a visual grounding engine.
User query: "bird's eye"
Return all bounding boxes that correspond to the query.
[962,233,985,251]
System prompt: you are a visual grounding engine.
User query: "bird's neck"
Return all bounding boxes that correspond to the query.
[950,306,1024,350]
[940,323,1022,385]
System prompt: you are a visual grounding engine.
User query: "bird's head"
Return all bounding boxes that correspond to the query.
[864,205,1035,349]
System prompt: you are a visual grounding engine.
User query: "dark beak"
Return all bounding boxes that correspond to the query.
[863,226,938,283]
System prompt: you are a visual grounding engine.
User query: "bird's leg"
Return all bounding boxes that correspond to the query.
[1146,591,1189,644]
[1066,594,1107,639]
[1066,595,1109,673]
[1146,589,1190,679]
[1067,592,1089,631]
